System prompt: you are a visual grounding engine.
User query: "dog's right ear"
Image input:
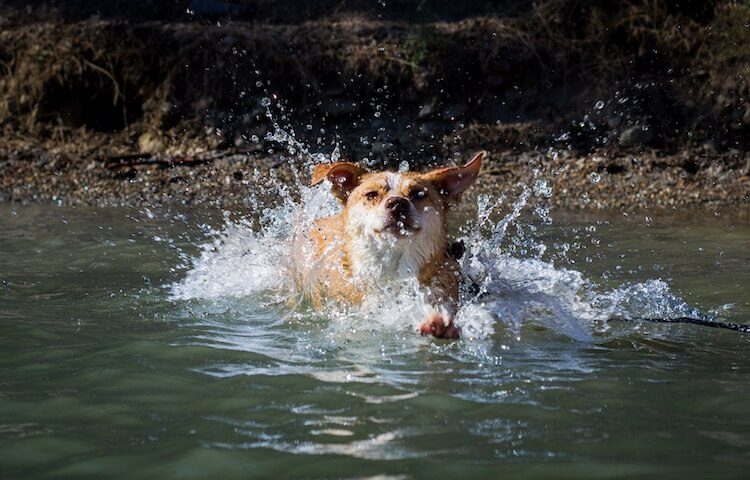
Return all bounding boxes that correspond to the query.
[311,162,368,202]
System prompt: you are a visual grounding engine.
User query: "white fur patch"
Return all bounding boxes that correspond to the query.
[386,172,404,191]
[343,176,444,285]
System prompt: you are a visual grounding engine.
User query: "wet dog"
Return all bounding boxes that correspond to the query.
[309,152,483,339]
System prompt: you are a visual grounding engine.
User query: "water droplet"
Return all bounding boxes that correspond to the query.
[398,161,409,172]
[533,179,552,198]
[594,100,605,110]
[588,172,601,184]
[260,97,271,107]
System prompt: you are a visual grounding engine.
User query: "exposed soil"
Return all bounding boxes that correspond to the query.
[1,1,749,209]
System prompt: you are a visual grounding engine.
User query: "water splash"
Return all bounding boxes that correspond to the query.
[171,114,705,343]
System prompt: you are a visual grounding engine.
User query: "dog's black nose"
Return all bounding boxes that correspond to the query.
[385,196,410,216]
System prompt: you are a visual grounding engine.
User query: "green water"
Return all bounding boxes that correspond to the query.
[1,204,749,479]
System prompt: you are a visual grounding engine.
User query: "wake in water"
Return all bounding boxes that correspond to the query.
[171,105,703,342]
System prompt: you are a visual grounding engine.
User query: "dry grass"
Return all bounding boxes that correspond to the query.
[0,1,747,156]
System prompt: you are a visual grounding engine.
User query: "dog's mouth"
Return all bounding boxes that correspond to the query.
[376,218,421,237]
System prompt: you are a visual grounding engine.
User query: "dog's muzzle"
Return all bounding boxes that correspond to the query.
[381,196,419,235]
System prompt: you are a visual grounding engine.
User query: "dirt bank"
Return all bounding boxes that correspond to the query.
[1,1,749,208]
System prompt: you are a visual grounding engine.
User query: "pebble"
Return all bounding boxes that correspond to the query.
[2,141,748,210]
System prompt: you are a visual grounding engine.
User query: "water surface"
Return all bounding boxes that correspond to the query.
[1,204,749,479]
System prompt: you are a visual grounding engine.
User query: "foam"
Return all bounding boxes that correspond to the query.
[170,118,703,342]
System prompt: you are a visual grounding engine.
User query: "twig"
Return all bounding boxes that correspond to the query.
[382,55,421,70]
[608,316,750,333]
[103,149,255,170]
[82,59,122,106]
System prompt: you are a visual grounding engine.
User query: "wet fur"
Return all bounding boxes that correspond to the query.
[309,153,483,338]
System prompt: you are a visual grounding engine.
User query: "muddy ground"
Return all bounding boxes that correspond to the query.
[1,0,749,209]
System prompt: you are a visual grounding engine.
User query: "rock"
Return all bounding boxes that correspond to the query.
[138,131,163,154]
[618,125,653,147]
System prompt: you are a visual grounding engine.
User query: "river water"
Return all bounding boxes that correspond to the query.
[1,199,749,479]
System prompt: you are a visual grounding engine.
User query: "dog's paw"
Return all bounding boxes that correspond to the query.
[419,312,460,339]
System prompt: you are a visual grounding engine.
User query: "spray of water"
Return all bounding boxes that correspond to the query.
[171,105,702,343]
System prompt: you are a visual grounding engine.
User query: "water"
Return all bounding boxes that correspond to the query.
[1,198,749,479]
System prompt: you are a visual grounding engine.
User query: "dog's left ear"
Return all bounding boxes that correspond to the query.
[425,151,484,198]
[311,162,369,202]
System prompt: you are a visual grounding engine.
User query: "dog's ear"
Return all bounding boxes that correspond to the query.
[424,151,484,199]
[311,162,369,202]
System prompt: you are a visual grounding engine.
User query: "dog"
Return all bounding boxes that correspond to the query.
[307,152,483,339]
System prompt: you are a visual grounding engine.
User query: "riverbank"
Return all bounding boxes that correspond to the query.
[2,140,748,209]
[1,2,749,208]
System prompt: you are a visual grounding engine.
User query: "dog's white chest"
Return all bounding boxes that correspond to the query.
[349,236,423,283]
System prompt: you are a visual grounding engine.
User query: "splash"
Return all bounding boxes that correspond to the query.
[171,113,704,342]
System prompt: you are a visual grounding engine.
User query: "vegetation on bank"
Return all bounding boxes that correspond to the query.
[0,1,748,207]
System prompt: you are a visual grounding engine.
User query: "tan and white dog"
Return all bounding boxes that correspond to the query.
[308,152,483,339]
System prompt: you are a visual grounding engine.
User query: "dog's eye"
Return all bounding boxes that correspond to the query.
[365,191,379,201]
[409,188,427,200]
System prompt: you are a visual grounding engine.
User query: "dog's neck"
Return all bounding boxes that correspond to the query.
[345,231,445,283]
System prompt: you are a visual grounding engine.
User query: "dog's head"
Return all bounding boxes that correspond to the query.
[311,152,483,260]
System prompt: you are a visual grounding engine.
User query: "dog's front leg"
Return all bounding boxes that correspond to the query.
[417,277,461,339]
[419,306,461,339]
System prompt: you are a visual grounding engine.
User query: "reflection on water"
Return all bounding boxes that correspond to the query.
[1,203,749,479]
